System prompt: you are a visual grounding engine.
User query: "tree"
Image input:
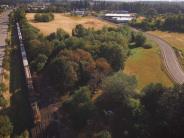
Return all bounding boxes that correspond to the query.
[98,72,137,110]
[31,54,48,72]
[49,49,97,91]
[0,96,7,107]
[14,8,26,23]
[72,24,88,37]
[63,87,96,129]
[47,28,69,41]
[34,13,54,22]
[0,115,13,137]
[141,83,165,114]
[134,32,146,47]
[100,43,128,71]
[0,83,6,94]
[96,72,144,138]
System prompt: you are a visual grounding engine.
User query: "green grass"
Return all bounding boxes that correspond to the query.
[124,40,173,91]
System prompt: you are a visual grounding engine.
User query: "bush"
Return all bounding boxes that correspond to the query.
[143,43,152,49]
[96,130,112,138]
[0,83,7,94]
[134,32,146,47]
[34,13,54,22]
[0,96,7,107]
[0,115,13,137]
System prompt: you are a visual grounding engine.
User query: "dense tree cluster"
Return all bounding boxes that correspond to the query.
[14,9,136,93]
[34,13,54,22]
[63,72,184,138]
[163,14,184,32]
[131,14,184,32]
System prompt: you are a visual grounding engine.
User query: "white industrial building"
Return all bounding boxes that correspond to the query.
[104,13,135,23]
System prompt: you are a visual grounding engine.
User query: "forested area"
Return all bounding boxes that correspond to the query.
[24,1,184,16]
[131,14,184,32]
[62,1,184,16]
[7,8,184,138]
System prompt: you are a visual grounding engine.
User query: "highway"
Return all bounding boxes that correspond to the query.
[0,10,10,81]
[145,33,184,85]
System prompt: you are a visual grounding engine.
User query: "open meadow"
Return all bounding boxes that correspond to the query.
[124,41,173,91]
[26,13,116,35]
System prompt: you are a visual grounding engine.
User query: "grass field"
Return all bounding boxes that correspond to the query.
[124,41,173,91]
[148,31,184,52]
[26,13,116,35]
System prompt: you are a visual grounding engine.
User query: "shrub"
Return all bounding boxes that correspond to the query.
[143,43,152,49]
[0,83,7,94]
[134,32,146,47]
[0,96,7,107]
[34,13,54,22]
[0,115,13,137]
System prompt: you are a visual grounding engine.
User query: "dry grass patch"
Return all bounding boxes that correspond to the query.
[147,31,184,52]
[26,13,116,35]
[124,45,173,91]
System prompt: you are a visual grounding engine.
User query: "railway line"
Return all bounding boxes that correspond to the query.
[16,22,61,138]
[16,22,41,125]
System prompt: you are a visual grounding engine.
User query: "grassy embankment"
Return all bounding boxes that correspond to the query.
[124,39,173,91]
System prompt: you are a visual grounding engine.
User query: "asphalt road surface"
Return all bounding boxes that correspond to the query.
[0,10,10,81]
[145,33,184,85]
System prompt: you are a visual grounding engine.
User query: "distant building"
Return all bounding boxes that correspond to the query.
[72,9,86,16]
[104,12,135,23]
[27,2,50,11]
[0,5,9,9]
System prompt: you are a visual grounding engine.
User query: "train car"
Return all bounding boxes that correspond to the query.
[16,22,41,125]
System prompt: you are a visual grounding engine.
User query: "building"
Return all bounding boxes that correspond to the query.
[0,5,9,9]
[27,2,50,11]
[71,9,86,16]
[104,12,135,23]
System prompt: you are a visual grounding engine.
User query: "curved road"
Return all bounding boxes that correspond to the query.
[130,27,184,84]
[145,33,184,84]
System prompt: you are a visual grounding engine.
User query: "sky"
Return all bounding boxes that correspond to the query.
[95,0,184,1]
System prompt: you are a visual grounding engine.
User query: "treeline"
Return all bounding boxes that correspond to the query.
[63,1,184,15]
[24,1,184,16]
[91,1,184,15]
[34,13,54,22]
[131,14,184,32]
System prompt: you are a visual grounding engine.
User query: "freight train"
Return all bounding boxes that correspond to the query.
[16,22,41,125]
